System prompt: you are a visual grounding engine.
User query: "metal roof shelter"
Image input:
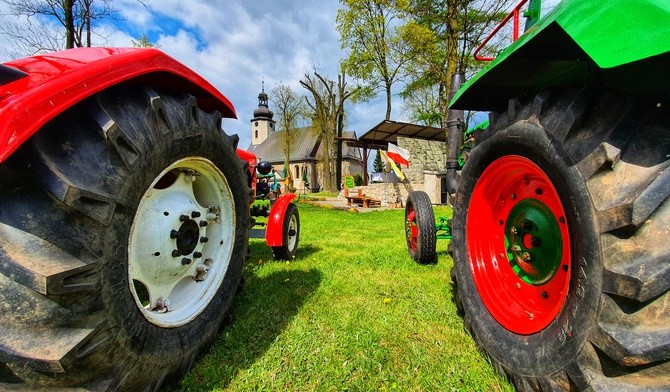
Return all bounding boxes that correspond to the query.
[357,120,445,145]
[340,120,445,184]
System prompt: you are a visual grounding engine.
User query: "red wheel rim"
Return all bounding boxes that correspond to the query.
[466,155,571,334]
[406,206,418,252]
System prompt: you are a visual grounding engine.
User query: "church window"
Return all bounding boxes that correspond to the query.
[255,130,258,138]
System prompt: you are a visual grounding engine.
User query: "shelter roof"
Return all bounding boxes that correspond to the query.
[351,120,445,149]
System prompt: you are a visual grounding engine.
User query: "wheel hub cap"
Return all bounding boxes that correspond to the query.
[466,155,571,335]
[128,157,235,328]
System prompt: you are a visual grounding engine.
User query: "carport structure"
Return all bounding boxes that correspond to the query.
[339,119,445,184]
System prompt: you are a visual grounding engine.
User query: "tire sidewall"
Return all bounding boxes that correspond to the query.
[452,122,602,376]
[405,191,436,264]
[100,113,248,379]
[283,203,300,256]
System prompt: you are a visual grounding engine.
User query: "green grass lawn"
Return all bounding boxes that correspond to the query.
[171,203,514,391]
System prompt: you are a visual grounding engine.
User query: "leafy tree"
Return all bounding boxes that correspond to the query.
[271,83,305,170]
[336,0,410,121]
[373,150,386,172]
[131,33,159,48]
[398,0,516,128]
[0,0,121,58]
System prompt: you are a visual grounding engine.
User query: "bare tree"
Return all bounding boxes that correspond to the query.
[0,0,120,57]
[301,72,335,191]
[301,69,357,192]
[271,83,305,171]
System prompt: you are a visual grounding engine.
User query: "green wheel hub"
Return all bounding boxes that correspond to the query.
[505,198,562,285]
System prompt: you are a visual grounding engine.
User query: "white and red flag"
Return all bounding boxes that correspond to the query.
[387,143,410,168]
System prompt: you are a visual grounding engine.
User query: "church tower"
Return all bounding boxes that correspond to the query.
[250,83,275,146]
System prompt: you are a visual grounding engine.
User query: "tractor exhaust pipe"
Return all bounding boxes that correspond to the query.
[445,72,465,199]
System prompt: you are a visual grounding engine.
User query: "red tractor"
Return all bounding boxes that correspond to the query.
[0,47,298,390]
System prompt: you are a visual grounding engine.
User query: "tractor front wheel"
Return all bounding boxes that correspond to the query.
[451,89,670,390]
[272,203,300,260]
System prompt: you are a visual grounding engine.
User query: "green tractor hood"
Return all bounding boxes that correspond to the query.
[451,0,670,111]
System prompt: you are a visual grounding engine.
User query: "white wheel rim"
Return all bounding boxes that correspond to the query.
[128,157,235,327]
[287,212,298,252]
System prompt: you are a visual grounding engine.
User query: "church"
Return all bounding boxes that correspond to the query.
[246,87,364,192]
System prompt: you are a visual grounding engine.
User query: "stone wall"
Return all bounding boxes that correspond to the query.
[398,137,446,183]
[339,182,424,207]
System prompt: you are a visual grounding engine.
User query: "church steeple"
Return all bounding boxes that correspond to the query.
[251,81,276,146]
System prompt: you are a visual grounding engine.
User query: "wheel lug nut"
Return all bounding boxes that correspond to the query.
[170,230,178,239]
[199,220,208,227]
[200,236,209,243]
[191,211,201,218]
[181,257,192,265]
[172,249,180,257]
[179,214,190,222]
[193,251,202,258]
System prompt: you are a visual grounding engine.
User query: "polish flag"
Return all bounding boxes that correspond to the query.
[387,143,410,168]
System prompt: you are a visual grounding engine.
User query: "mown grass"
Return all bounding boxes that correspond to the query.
[170,203,514,391]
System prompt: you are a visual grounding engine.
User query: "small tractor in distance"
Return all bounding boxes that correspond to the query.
[0,47,298,390]
[405,0,670,390]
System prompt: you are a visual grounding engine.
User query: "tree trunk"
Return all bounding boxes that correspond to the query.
[64,0,75,48]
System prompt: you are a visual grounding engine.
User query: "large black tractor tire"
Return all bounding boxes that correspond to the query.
[405,191,437,264]
[450,88,670,391]
[0,84,249,390]
[272,203,300,260]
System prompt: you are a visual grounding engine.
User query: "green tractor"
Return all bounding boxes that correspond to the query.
[405,0,670,389]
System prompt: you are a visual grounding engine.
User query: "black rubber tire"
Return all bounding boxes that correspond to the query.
[0,84,249,390]
[450,88,670,391]
[272,203,300,260]
[405,191,437,264]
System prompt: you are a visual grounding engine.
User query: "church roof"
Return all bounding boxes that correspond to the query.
[247,127,362,164]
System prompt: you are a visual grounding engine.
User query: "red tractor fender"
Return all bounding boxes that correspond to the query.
[0,47,236,163]
[266,193,297,246]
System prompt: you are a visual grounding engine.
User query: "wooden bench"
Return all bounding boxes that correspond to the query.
[344,188,380,208]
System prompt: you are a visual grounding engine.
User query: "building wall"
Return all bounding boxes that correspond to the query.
[314,159,364,191]
[268,162,317,193]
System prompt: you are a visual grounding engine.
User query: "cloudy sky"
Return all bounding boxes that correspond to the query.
[2,0,394,150]
[0,0,560,150]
